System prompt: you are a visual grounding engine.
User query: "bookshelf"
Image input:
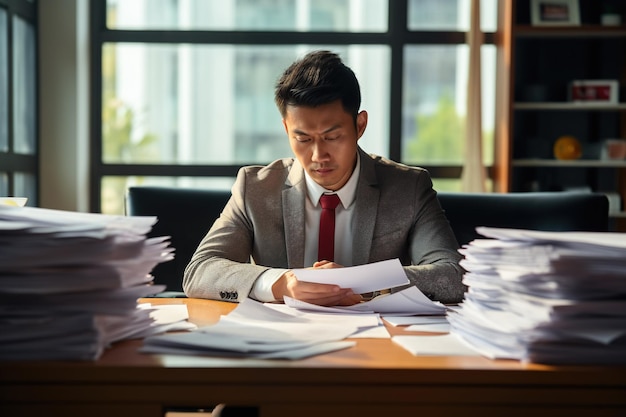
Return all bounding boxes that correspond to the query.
[494,0,626,230]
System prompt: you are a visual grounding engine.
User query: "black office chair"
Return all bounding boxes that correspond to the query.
[126,186,232,296]
[127,187,609,295]
[436,191,609,247]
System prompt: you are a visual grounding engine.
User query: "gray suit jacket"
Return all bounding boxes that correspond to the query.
[183,148,465,304]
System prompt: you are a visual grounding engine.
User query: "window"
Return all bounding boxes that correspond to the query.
[0,0,38,204]
[92,0,496,214]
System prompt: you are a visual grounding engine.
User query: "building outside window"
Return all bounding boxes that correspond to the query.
[93,0,496,214]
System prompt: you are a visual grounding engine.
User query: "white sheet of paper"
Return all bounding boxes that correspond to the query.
[405,323,451,333]
[362,286,445,315]
[284,286,445,315]
[350,325,390,338]
[383,316,448,326]
[283,296,374,314]
[140,339,356,360]
[392,334,481,356]
[263,302,380,328]
[476,226,626,249]
[264,302,388,338]
[292,258,409,293]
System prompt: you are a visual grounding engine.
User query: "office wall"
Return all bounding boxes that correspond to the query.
[38,0,89,211]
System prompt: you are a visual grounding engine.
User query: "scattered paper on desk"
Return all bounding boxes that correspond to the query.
[383,315,448,327]
[141,303,197,332]
[141,338,356,360]
[263,302,389,338]
[449,226,626,365]
[141,299,362,359]
[405,323,450,333]
[392,334,481,356]
[350,324,390,338]
[283,296,374,314]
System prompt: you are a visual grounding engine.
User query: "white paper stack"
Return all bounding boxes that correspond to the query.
[448,226,626,365]
[0,204,177,360]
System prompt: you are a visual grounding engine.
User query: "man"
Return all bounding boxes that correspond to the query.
[183,50,465,305]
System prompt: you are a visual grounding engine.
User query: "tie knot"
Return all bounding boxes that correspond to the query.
[319,194,341,210]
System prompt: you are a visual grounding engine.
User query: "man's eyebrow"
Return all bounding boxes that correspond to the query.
[293,125,341,136]
[322,125,341,134]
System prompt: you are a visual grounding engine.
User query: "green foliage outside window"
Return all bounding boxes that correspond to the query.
[404,94,493,193]
[101,42,158,214]
[405,95,464,164]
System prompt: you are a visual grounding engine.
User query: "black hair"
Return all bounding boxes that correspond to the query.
[274,50,361,125]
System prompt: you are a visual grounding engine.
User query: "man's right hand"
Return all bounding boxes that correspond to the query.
[271,270,361,306]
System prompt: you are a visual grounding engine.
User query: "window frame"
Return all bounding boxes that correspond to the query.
[0,0,38,202]
[89,0,495,212]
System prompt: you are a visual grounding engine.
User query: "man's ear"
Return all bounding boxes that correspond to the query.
[282,118,288,134]
[356,110,368,139]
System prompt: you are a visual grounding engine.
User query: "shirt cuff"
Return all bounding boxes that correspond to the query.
[249,268,288,302]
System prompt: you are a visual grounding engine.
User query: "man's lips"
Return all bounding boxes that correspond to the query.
[314,167,334,175]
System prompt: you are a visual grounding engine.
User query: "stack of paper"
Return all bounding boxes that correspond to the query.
[0,204,178,360]
[448,226,626,365]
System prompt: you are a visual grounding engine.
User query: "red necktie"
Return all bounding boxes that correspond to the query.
[318,194,341,262]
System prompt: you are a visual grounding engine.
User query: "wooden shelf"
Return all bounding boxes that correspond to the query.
[513,159,626,168]
[515,102,626,111]
[515,25,626,38]
[497,1,626,231]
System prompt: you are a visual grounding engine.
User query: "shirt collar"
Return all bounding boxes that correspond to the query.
[305,154,360,209]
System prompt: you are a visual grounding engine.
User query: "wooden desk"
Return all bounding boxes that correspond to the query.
[1,298,625,417]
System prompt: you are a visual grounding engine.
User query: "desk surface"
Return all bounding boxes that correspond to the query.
[2,297,626,417]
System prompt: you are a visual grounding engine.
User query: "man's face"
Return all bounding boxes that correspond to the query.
[283,100,367,191]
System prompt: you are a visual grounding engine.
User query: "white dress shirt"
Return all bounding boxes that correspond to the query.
[249,156,361,302]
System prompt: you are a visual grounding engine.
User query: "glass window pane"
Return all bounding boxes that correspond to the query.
[431,178,493,193]
[432,178,461,192]
[408,0,497,32]
[12,16,36,155]
[103,175,236,215]
[102,44,389,165]
[402,44,495,166]
[13,172,36,206]
[0,172,7,195]
[107,0,387,32]
[0,9,7,152]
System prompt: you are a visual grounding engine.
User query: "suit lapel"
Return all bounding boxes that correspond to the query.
[283,161,306,267]
[353,149,379,264]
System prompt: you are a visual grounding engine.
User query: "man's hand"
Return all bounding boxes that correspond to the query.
[271,262,362,306]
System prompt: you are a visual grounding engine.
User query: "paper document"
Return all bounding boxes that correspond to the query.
[383,315,448,326]
[393,334,481,356]
[284,286,445,315]
[263,302,389,338]
[292,258,409,293]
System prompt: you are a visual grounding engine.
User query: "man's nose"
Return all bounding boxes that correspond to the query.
[312,140,329,161]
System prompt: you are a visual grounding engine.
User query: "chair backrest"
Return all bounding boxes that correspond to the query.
[437,191,609,247]
[127,187,609,292]
[126,186,231,294]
